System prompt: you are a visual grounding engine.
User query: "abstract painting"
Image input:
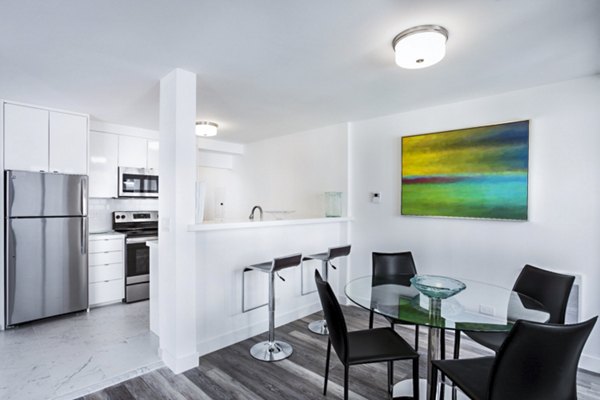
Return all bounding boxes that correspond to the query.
[401,120,529,220]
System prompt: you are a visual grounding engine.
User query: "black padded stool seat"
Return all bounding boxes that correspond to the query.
[247,253,302,362]
[304,244,351,335]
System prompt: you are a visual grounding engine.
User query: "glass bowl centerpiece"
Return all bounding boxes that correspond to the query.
[410,275,466,300]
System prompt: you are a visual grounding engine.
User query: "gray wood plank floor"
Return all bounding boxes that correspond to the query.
[80,306,600,400]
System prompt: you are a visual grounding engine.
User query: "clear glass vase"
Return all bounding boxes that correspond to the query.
[325,192,342,217]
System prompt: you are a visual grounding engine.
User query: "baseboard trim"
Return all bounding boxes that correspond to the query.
[197,301,322,357]
[580,353,600,373]
[160,348,199,374]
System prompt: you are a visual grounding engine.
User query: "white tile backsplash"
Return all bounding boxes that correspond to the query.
[89,198,159,233]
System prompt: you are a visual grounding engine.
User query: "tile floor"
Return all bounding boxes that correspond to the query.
[0,301,162,400]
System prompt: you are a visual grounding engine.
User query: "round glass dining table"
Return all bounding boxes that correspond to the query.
[345,275,550,399]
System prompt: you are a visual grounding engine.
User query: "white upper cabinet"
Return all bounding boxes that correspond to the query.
[4,103,50,172]
[89,131,159,198]
[89,132,118,198]
[49,112,88,174]
[3,102,88,174]
[147,140,159,171]
[118,136,147,168]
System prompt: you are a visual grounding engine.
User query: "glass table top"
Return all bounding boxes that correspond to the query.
[345,275,550,332]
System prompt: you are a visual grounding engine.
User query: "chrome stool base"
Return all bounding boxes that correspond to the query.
[308,319,328,335]
[250,340,293,362]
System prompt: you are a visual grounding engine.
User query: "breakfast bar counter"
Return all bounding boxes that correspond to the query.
[190,216,351,357]
[188,216,352,232]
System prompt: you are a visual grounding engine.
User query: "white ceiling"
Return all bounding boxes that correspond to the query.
[0,0,598,142]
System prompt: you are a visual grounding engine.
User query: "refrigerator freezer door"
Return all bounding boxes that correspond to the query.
[6,217,88,326]
[5,170,88,217]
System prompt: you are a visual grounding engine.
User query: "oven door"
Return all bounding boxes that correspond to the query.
[125,236,157,284]
[119,167,159,198]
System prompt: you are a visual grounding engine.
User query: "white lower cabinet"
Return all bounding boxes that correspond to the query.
[89,233,125,307]
[90,280,124,306]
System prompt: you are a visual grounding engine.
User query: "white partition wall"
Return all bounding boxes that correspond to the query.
[158,68,198,373]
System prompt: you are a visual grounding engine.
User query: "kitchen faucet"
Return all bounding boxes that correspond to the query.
[249,205,263,221]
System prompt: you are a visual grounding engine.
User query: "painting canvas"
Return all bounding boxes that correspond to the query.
[401,120,529,220]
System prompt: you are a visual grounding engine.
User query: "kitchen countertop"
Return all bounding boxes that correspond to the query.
[89,231,126,240]
[188,217,352,232]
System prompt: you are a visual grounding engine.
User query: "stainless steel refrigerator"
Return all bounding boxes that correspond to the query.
[5,170,88,326]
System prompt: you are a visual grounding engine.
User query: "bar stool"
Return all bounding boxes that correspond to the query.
[246,253,302,362]
[303,244,351,335]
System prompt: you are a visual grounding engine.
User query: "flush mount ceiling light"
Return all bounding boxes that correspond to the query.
[392,25,449,69]
[195,121,218,137]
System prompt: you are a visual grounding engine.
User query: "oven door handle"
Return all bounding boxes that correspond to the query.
[126,236,158,244]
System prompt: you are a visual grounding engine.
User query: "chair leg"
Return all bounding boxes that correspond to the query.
[344,365,349,400]
[453,330,461,359]
[369,310,374,329]
[388,361,394,400]
[429,364,438,400]
[323,339,331,395]
[448,331,461,398]
[412,357,419,400]
[415,325,420,351]
[440,329,446,360]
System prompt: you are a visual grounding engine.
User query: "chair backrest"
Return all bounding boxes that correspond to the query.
[489,317,597,400]
[315,270,349,364]
[372,252,417,285]
[272,254,302,272]
[327,245,351,261]
[513,264,575,324]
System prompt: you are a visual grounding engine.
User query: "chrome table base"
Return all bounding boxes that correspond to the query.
[250,340,293,362]
[308,319,328,335]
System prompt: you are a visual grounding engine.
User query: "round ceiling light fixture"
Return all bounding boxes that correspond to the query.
[392,25,449,69]
[195,121,218,137]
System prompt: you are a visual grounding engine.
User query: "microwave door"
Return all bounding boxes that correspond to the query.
[143,175,158,193]
[119,168,158,198]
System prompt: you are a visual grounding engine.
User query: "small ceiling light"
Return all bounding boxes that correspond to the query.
[392,25,449,69]
[195,121,218,137]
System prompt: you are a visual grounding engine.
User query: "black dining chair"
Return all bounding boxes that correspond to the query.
[369,251,422,350]
[430,317,597,400]
[453,264,575,358]
[315,270,419,400]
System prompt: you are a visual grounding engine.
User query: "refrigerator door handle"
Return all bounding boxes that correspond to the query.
[81,218,88,255]
[81,177,88,216]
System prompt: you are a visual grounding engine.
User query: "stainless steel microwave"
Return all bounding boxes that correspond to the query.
[118,167,159,198]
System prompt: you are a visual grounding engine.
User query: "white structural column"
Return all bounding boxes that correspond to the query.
[158,68,198,373]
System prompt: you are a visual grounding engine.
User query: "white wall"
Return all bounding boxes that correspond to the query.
[348,76,600,371]
[197,123,349,221]
[197,165,245,221]
[237,123,349,219]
